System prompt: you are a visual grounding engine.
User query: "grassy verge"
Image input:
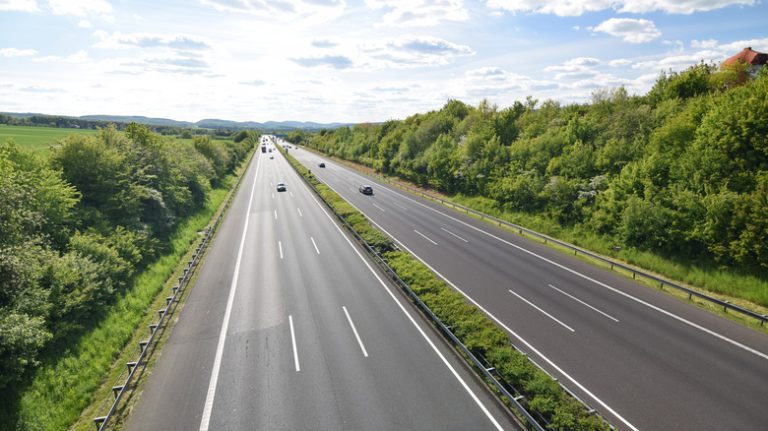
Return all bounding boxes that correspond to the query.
[281,148,610,430]
[2,149,253,431]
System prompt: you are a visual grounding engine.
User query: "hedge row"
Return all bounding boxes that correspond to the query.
[281,148,610,430]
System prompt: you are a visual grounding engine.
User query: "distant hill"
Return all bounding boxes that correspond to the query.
[1,111,350,130]
[80,115,193,128]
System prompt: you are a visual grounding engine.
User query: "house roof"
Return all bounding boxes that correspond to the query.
[723,47,768,67]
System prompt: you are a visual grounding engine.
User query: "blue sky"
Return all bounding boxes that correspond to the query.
[1,0,766,123]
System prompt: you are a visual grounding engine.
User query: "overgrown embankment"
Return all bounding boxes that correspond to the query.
[0,125,257,430]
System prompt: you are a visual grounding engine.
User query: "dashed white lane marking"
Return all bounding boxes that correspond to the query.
[549,284,619,323]
[508,289,575,333]
[289,315,300,372]
[343,306,368,357]
[413,229,438,245]
[441,227,469,243]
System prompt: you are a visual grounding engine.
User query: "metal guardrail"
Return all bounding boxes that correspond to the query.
[367,175,768,326]
[285,154,613,431]
[92,147,257,431]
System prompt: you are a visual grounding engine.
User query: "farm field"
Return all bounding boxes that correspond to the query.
[0,125,99,152]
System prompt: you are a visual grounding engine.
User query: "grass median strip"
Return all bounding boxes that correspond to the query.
[280,147,611,430]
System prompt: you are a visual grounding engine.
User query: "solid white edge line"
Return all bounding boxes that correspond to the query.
[334,165,768,362]
[311,236,320,255]
[289,315,300,372]
[413,229,438,245]
[278,240,283,260]
[343,306,369,357]
[199,152,262,431]
[508,289,575,333]
[372,202,386,212]
[549,284,620,323]
[441,227,469,243]
[312,178,638,431]
[302,181,505,431]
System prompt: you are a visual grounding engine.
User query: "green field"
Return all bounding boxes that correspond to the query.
[0,125,99,152]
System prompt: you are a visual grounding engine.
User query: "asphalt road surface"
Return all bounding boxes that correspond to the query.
[126,141,520,431]
[289,142,768,431]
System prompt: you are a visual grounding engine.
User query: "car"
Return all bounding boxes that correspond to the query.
[270,155,274,159]
[319,162,325,168]
[359,185,373,195]
[276,182,286,192]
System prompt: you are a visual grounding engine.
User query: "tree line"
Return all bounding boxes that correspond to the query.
[0,124,255,389]
[291,63,768,275]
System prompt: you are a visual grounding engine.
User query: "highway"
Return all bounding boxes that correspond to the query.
[288,143,768,431]
[126,140,519,431]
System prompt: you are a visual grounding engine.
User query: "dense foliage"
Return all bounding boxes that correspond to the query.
[294,65,768,275]
[0,124,254,389]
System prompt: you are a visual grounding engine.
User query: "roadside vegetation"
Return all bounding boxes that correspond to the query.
[0,124,256,430]
[289,64,768,307]
[282,148,609,430]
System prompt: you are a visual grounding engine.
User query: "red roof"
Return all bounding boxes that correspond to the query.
[723,47,768,67]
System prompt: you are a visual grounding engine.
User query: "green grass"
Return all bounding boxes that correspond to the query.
[0,152,252,431]
[0,125,99,152]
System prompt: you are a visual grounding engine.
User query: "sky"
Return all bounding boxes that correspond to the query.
[1,0,767,123]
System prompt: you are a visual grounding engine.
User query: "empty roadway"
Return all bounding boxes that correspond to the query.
[289,143,768,431]
[126,141,519,431]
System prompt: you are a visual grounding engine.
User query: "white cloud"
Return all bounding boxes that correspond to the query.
[358,35,474,69]
[545,57,600,72]
[717,38,768,53]
[609,58,632,67]
[47,0,112,16]
[691,39,718,49]
[291,55,354,69]
[199,0,345,22]
[34,49,90,63]
[592,18,661,43]
[94,31,210,50]
[486,0,755,16]
[365,0,469,27]
[631,49,723,70]
[0,47,37,57]
[0,0,38,12]
[618,0,755,14]
[78,19,92,28]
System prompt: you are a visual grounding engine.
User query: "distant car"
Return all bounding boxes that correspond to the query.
[319,162,326,168]
[270,155,274,159]
[359,185,373,195]
[276,182,286,192]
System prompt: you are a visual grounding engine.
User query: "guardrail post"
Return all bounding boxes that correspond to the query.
[139,340,148,351]
[111,385,123,399]
[126,361,138,372]
[94,416,106,431]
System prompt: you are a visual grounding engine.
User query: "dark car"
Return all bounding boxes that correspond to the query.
[276,182,286,192]
[319,162,326,168]
[359,185,373,195]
